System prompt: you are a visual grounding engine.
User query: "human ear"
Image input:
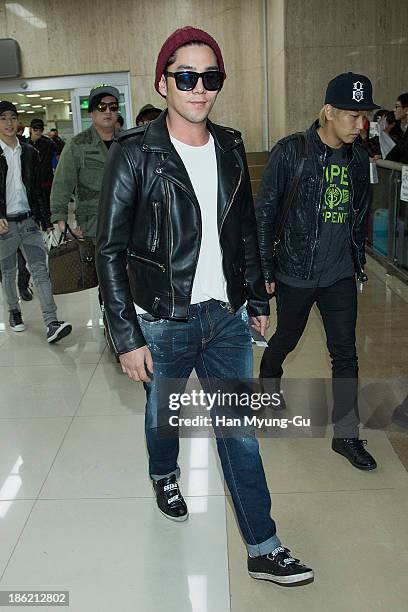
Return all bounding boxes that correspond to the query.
[158,75,167,98]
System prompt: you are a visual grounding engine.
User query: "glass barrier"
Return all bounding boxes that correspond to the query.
[367,160,408,281]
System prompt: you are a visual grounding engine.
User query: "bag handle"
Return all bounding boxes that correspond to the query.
[273,133,307,254]
[59,222,80,245]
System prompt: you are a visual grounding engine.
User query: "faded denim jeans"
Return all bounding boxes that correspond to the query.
[138,299,281,557]
[0,217,57,326]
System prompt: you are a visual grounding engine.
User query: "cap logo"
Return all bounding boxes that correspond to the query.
[352,81,364,102]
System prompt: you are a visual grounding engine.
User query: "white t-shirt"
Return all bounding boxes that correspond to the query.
[135,132,228,315]
[170,133,227,304]
[0,138,30,216]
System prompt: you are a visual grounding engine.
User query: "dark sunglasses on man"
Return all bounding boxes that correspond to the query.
[164,70,224,92]
[96,101,119,112]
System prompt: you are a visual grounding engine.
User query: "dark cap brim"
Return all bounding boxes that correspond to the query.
[330,102,381,111]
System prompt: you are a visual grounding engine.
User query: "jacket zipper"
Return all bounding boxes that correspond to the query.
[151,201,160,252]
[218,166,243,303]
[347,149,363,274]
[219,170,242,233]
[161,155,176,316]
[128,252,166,272]
[307,149,326,278]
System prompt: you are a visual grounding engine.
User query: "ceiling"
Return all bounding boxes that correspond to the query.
[7,89,72,116]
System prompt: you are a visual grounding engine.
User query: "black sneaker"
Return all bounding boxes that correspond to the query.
[153,474,188,522]
[332,438,377,470]
[248,546,314,585]
[46,321,72,344]
[9,310,26,332]
[20,287,33,301]
[259,377,287,411]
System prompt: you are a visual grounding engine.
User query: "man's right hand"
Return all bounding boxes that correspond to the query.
[57,220,83,238]
[119,346,154,382]
[265,281,275,295]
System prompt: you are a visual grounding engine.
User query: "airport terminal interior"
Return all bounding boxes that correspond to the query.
[0,1,408,611]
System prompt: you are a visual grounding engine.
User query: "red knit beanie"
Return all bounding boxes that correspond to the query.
[155,26,226,95]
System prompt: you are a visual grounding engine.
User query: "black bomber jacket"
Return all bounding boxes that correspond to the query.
[255,121,371,283]
[96,111,269,356]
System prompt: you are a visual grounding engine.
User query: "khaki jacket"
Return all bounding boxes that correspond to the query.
[50,125,115,239]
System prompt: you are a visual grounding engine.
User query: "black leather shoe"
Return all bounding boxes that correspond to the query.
[332,438,377,470]
[20,287,33,301]
[259,377,287,411]
[392,397,408,429]
[153,474,188,522]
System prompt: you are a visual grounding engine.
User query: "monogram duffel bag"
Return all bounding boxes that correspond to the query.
[48,225,98,294]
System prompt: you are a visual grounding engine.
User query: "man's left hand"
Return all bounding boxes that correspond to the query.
[250,315,270,338]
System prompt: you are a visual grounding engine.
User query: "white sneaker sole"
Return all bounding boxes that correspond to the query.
[157,507,189,522]
[248,569,314,584]
[10,324,26,332]
[47,323,72,344]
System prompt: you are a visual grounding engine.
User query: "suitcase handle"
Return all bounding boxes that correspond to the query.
[59,223,80,245]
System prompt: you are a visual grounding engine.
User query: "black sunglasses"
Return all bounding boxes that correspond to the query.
[96,102,119,112]
[164,70,224,92]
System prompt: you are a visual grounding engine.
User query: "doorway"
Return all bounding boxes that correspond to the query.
[0,72,132,139]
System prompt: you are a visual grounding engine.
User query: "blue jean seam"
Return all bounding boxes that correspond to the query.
[197,350,258,547]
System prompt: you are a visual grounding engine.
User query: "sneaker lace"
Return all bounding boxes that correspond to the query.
[13,311,23,325]
[163,481,181,506]
[346,438,368,450]
[268,547,299,566]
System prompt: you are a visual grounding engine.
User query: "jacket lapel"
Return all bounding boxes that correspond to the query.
[141,111,243,223]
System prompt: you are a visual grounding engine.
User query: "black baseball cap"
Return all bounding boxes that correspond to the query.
[324,72,380,110]
[88,84,120,111]
[135,104,162,125]
[30,118,44,129]
[0,101,18,116]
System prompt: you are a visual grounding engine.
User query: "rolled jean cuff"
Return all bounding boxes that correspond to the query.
[247,533,281,557]
[150,466,180,482]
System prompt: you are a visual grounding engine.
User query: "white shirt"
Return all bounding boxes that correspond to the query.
[170,133,228,304]
[0,137,30,216]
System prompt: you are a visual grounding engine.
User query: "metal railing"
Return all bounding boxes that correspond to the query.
[367,160,408,282]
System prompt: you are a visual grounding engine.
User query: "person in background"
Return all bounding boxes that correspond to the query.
[48,128,65,157]
[16,121,26,142]
[135,104,162,126]
[28,118,56,222]
[0,101,71,343]
[51,84,120,242]
[115,115,124,131]
[386,92,408,163]
[363,111,400,158]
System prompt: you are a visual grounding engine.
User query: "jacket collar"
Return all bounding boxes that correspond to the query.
[141,109,242,153]
[89,124,118,147]
[307,119,354,160]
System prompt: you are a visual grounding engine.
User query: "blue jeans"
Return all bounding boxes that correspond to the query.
[138,299,280,557]
[0,218,57,325]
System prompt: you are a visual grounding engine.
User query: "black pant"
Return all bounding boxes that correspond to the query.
[0,249,30,292]
[260,276,360,437]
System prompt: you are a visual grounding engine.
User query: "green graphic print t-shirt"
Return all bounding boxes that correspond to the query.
[312,145,355,286]
[276,145,355,288]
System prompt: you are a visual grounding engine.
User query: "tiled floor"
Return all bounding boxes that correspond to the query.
[0,255,407,612]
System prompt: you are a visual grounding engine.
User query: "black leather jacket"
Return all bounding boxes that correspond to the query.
[28,135,56,184]
[96,112,269,356]
[255,121,371,282]
[0,140,50,229]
